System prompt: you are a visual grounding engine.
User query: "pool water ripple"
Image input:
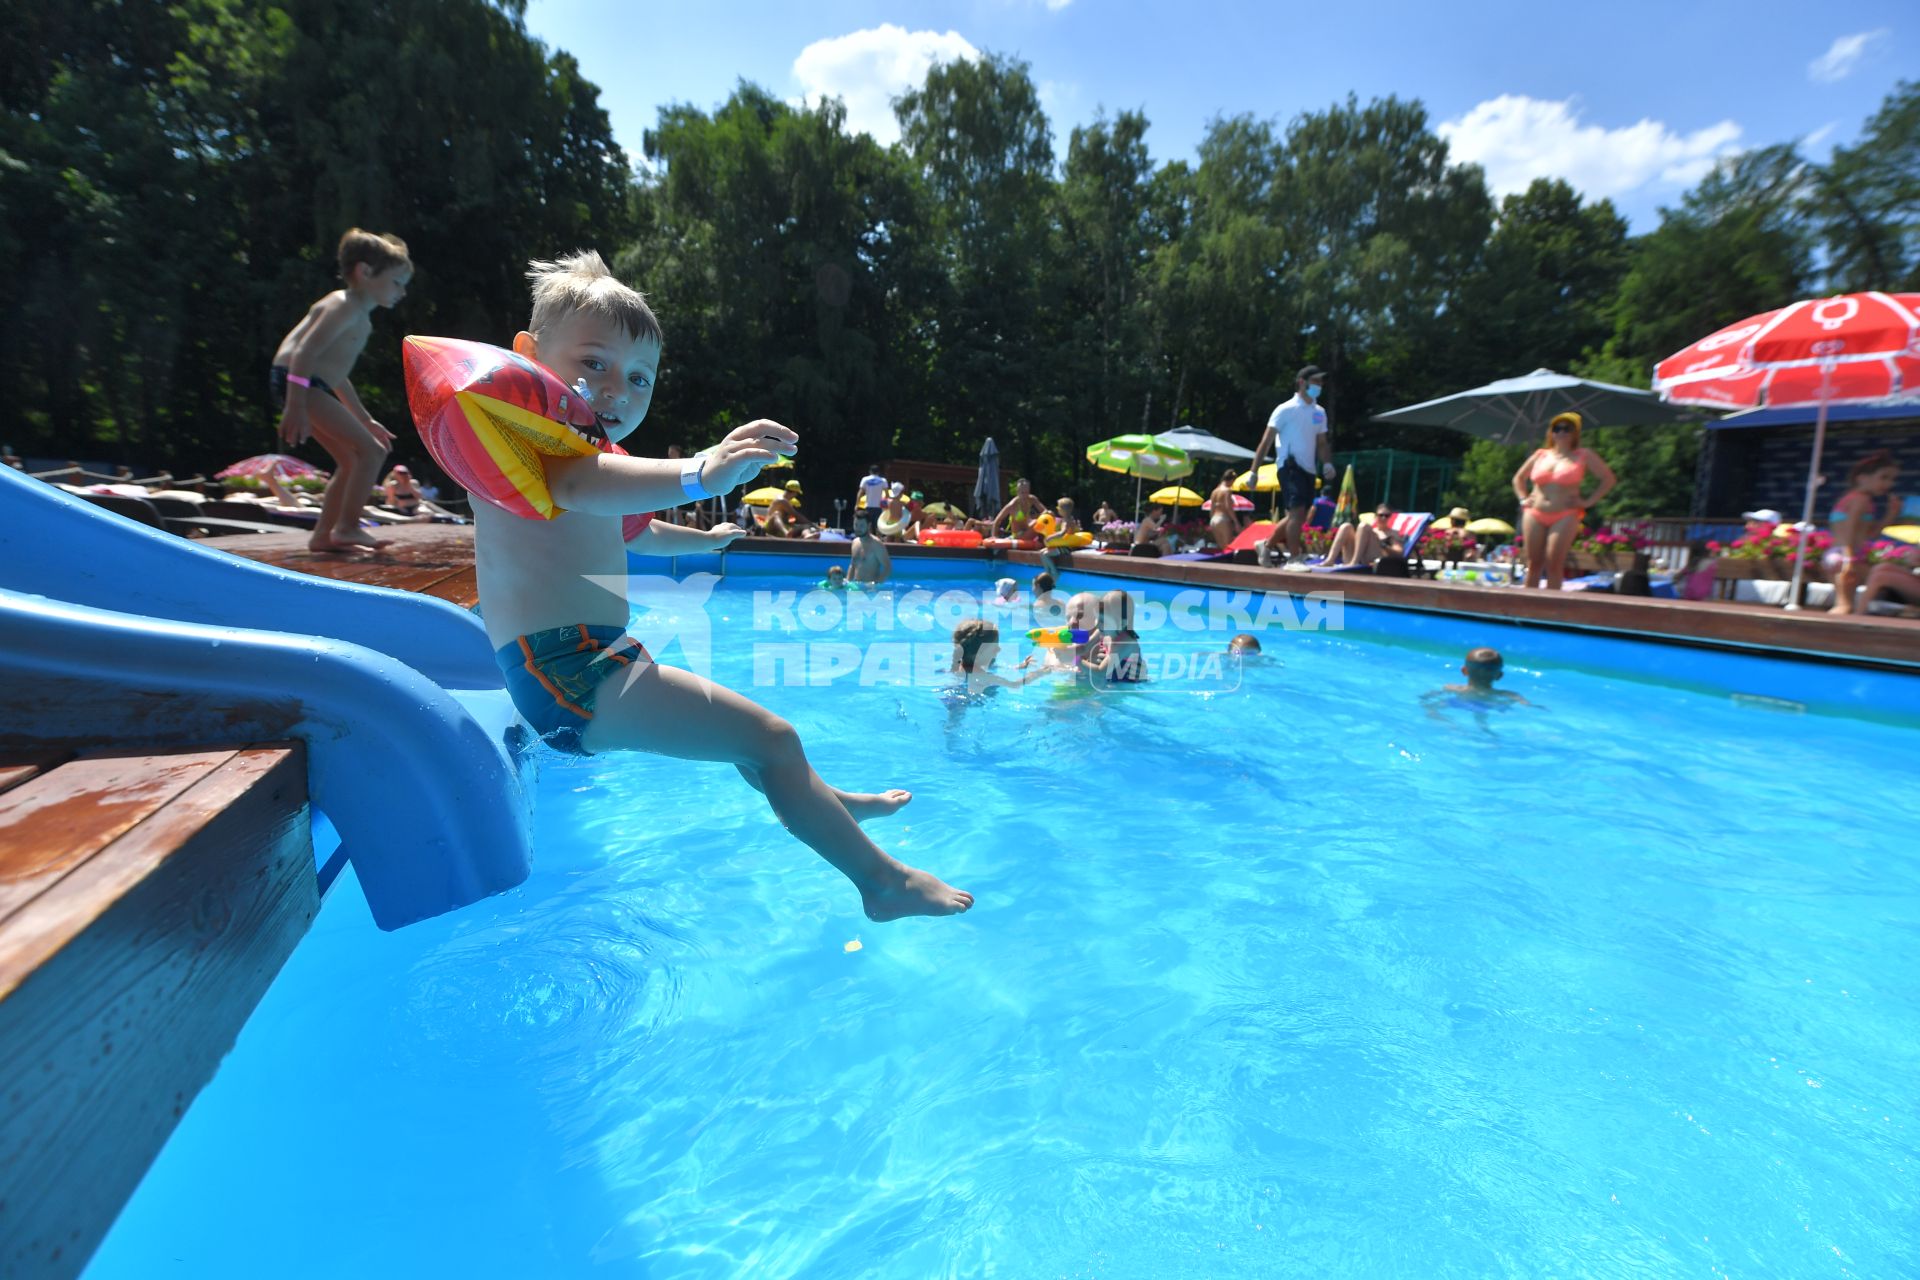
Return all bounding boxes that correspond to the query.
[85,573,1920,1279]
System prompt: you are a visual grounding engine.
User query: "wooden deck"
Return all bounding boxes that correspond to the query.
[204,522,480,607]
[0,745,316,1279]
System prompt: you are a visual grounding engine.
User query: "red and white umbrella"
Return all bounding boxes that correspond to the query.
[1654,291,1920,608]
[216,453,329,480]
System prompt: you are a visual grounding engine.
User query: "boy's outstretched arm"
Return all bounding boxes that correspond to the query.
[547,420,795,516]
[630,520,747,555]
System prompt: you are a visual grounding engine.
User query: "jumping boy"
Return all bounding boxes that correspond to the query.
[273,228,413,552]
[475,251,970,921]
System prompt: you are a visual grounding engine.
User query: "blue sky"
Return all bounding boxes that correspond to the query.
[522,0,1910,229]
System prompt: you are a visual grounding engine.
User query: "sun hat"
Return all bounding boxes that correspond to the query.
[785,479,802,492]
[1741,508,1783,523]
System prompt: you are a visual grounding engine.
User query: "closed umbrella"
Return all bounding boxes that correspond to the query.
[1331,465,1358,526]
[1087,434,1194,523]
[1372,368,1695,445]
[973,437,1001,519]
[1654,291,1920,609]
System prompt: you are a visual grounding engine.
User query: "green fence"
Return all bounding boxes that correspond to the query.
[1332,448,1459,515]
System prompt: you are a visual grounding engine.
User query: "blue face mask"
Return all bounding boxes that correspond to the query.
[1306,383,1322,400]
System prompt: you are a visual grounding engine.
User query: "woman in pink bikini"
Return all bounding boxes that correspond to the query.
[1511,410,1617,590]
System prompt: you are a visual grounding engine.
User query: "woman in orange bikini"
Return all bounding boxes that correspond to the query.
[1512,411,1617,590]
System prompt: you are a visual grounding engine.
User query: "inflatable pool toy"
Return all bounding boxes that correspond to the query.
[982,536,1042,551]
[1044,531,1093,550]
[920,528,983,548]
[404,335,626,520]
[1032,512,1059,536]
[876,509,910,537]
[1028,626,1092,646]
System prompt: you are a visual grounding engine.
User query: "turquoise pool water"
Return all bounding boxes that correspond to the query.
[89,568,1919,1277]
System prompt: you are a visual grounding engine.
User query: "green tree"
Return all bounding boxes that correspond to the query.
[1810,80,1920,291]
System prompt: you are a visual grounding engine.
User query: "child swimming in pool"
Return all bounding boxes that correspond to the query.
[1426,647,1528,705]
[472,251,970,921]
[1082,589,1145,684]
[949,619,1046,698]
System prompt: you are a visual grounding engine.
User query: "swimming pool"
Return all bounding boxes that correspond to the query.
[88,566,1920,1277]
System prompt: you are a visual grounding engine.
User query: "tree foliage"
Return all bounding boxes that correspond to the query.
[5,8,1912,520]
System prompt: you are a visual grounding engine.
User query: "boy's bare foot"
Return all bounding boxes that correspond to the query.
[860,863,973,921]
[331,527,392,550]
[837,788,912,822]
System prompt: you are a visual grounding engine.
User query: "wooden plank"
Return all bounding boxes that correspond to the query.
[418,566,478,608]
[0,746,315,1279]
[0,753,69,798]
[0,749,236,926]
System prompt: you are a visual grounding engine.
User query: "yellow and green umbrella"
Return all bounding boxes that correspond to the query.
[1331,465,1358,526]
[1148,485,1206,507]
[1466,517,1515,537]
[743,486,788,505]
[1087,434,1194,523]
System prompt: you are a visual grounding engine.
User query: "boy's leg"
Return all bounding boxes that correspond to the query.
[581,662,971,920]
[304,394,390,551]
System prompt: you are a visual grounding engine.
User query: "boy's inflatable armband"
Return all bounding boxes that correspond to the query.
[403,335,635,522]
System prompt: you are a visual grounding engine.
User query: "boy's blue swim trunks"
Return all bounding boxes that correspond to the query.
[496,623,650,753]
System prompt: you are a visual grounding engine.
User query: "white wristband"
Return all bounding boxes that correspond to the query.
[680,456,711,502]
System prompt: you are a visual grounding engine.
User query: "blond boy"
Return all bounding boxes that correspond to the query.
[272,229,413,552]
[477,251,970,922]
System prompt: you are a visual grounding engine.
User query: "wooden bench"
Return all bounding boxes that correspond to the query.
[0,745,318,1280]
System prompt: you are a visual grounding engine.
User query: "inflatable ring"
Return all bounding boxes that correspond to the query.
[982,536,1043,551]
[1044,531,1093,550]
[920,528,983,548]
[404,335,645,528]
[876,511,909,537]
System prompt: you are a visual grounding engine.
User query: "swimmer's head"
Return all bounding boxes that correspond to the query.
[1463,646,1505,685]
[1034,571,1057,595]
[1099,588,1135,632]
[1229,633,1261,653]
[995,577,1018,601]
[952,618,999,672]
[826,564,846,582]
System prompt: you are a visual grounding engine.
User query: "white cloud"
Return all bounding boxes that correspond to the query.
[792,25,981,145]
[1438,95,1742,202]
[1808,29,1889,83]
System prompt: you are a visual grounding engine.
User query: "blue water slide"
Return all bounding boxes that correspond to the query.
[0,465,498,691]
[0,589,530,930]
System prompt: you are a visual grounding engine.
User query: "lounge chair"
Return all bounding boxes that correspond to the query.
[1308,511,1435,575]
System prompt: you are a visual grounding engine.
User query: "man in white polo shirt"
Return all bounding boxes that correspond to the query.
[1250,365,1336,565]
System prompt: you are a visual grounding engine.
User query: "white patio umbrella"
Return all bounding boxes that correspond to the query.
[1155,425,1256,462]
[1372,368,1696,444]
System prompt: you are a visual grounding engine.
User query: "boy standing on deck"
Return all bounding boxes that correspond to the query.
[473,251,971,922]
[272,228,413,553]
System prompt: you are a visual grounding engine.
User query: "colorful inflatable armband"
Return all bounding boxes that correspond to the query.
[403,335,634,521]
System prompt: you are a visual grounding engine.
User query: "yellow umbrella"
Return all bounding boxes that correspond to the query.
[1148,485,1205,507]
[1466,517,1515,536]
[1232,464,1281,493]
[1883,524,1920,544]
[743,486,787,504]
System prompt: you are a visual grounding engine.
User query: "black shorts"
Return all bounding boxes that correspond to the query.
[269,365,340,405]
[1280,459,1318,511]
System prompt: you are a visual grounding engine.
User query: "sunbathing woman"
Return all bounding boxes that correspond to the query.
[1320,504,1401,569]
[1512,411,1616,590]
